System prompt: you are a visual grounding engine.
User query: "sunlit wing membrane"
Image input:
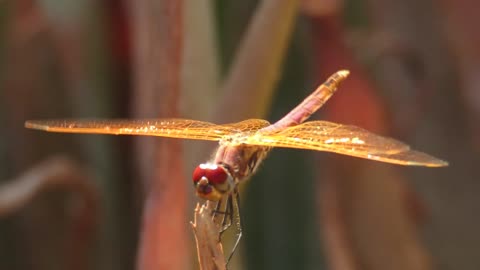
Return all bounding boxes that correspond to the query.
[360,149,448,167]
[25,118,271,141]
[245,120,447,167]
[250,121,410,154]
[25,119,229,141]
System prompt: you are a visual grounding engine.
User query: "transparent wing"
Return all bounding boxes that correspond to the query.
[246,121,447,167]
[25,118,270,141]
[251,121,409,154]
[357,149,448,167]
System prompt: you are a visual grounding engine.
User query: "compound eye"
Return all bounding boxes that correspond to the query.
[192,164,228,185]
[192,165,205,184]
[205,165,228,184]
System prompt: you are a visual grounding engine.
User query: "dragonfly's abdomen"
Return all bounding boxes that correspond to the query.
[261,70,350,133]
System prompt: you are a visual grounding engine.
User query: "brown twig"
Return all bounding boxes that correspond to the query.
[0,156,97,217]
[0,155,98,270]
[213,0,299,123]
[191,202,226,270]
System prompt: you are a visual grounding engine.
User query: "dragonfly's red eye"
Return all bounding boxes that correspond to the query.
[192,165,205,184]
[192,163,228,185]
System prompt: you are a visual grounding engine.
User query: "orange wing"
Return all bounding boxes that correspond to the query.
[246,121,448,167]
[25,118,270,141]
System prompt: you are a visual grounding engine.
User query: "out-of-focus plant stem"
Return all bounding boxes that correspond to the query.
[305,4,432,270]
[128,1,188,270]
[0,156,98,270]
[213,0,299,123]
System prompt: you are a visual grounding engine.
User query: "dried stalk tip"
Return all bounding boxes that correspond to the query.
[192,202,226,270]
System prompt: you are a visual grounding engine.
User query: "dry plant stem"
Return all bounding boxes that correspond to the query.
[213,0,299,122]
[368,0,480,268]
[309,14,431,270]
[129,0,187,269]
[320,170,357,270]
[0,156,97,215]
[192,202,226,270]
[0,156,98,270]
[3,3,97,269]
[182,0,219,118]
[439,0,480,147]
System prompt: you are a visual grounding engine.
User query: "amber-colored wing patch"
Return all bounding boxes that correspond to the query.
[245,121,447,167]
[25,118,267,141]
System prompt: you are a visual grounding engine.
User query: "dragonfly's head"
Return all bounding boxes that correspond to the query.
[192,163,234,201]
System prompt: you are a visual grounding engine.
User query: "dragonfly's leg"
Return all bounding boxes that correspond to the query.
[212,199,224,220]
[211,196,233,233]
[226,190,243,266]
[220,195,233,234]
[212,199,222,218]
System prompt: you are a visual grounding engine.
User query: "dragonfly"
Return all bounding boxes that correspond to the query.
[25,70,447,263]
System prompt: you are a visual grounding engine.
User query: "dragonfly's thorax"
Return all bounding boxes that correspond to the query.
[213,143,271,182]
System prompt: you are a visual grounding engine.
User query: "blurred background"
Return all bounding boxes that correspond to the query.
[0,0,479,270]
